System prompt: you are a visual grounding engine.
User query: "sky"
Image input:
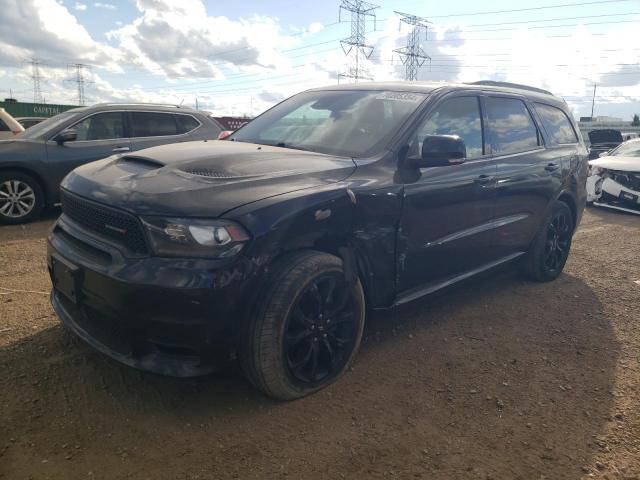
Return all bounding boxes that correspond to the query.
[0,0,638,120]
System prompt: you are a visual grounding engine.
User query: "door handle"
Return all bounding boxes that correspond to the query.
[545,162,560,172]
[112,146,130,153]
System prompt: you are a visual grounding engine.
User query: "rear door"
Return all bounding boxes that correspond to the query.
[397,94,499,296]
[487,95,563,257]
[128,111,189,151]
[45,111,130,189]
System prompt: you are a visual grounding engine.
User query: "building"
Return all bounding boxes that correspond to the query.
[577,116,640,144]
[0,99,78,118]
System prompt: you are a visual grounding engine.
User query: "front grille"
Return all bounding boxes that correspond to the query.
[60,190,149,254]
[611,171,640,192]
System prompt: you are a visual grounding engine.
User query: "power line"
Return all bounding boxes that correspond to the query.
[339,0,380,82]
[393,12,431,81]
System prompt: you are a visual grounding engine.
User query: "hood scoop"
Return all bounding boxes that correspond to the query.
[180,167,245,179]
[118,155,165,170]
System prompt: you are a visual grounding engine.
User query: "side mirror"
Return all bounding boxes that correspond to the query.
[55,129,77,144]
[411,134,466,168]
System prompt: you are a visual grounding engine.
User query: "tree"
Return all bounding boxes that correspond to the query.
[633,114,640,127]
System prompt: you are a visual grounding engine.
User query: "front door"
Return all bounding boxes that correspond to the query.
[46,111,130,190]
[397,94,498,296]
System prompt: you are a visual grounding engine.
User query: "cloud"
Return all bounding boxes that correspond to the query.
[74,2,86,11]
[105,0,298,78]
[94,2,115,9]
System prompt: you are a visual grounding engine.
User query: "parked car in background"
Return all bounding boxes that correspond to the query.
[0,104,223,223]
[587,138,640,215]
[48,81,587,399]
[0,108,25,139]
[587,129,623,160]
[15,117,46,130]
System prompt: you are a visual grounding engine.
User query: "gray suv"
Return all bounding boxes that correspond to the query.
[0,104,223,224]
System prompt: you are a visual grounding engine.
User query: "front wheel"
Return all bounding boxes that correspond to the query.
[240,251,365,400]
[0,171,44,224]
[520,200,574,282]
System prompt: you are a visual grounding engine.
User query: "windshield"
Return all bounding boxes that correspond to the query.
[230,90,427,157]
[609,141,640,157]
[20,111,78,139]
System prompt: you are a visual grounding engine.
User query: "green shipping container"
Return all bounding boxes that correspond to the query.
[0,101,78,118]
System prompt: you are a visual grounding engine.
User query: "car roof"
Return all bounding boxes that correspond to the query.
[307,80,562,104]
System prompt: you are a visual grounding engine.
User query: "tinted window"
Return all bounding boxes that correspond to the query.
[176,115,200,134]
[486,97,539,154]
[0,119,8,132]
[411,96,484,159]
[130,112,178,137]
[535,103,577,144]
[231,90,427,157]
[72,112,125,141]
[19,119,42,129]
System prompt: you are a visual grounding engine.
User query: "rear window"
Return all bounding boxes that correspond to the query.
[130,112,178,137]
[486,97,540,155]
[176,114,200,134]
[535,103,578,144]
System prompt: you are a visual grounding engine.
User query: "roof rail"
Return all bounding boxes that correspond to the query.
[92,102,188,109]
[468,81,554,96]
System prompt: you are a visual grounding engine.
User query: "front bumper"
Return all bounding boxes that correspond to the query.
[587,175,640,215]
[47,214,257,377]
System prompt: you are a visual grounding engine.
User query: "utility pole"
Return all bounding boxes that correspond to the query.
[66,64,92,106]
[590,83,597,119]
[338,0,379,83]
[393,12,431,81]
[27,58,43,103]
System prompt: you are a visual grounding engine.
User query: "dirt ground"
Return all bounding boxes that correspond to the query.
[1,207,639,480]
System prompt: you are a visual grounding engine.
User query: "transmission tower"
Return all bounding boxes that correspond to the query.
[393,11,431,81]
[66,64,93,106]
[338,0,379,83]
[27,59,43,103]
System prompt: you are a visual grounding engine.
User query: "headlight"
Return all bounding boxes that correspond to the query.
[140,216,250,258]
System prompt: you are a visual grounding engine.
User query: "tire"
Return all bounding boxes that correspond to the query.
[240,251,366,400]
[520,200,574,282]
[0,171,44,224]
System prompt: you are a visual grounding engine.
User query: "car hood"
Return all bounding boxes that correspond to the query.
[588,129,623,145]
[589,155,640,173]
[61,140,357,217]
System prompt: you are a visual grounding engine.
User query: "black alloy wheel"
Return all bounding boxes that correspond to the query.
[241,251,365,400]
[284,273,358,386]
[543,208,572,274]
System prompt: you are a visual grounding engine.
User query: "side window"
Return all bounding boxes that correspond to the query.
[71,112,125,141]
[130,112,178,137]
[485,97,540,154]
[175,115,200,134]
[535,103,578,144]
[0,119,9,132]
[411,96,484,159]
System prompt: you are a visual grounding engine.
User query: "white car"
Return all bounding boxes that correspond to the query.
[587,138,640,215]
[0,108,25,139]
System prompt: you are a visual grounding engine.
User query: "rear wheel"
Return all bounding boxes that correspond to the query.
[520,200,574,282]
[240,251,365,400]
[0,171,44,224]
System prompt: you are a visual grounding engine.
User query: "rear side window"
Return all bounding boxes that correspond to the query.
[412,96,484,159]
[486,97,539,155]
[175,114,200,134]
[535,103,578,144]
[0,119,8,132]
[130,112,178,137]
[72,112,126,141]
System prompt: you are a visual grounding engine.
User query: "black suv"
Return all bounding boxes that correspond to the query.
[48,81,588,399]
[0,104,222,224]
